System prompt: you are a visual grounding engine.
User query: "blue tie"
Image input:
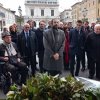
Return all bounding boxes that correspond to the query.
[26,33,29,47]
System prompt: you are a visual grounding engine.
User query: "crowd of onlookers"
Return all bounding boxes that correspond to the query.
[0,18,100,92]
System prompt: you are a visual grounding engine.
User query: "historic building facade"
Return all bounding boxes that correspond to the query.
[60,9,72,23]
[71,0,100,26]
[24,0,59,27]
[0,3,15,31]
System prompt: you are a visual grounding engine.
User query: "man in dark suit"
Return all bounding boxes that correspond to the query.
[69,20,86,77]
[17,23,38,76]
[35,21,45,73]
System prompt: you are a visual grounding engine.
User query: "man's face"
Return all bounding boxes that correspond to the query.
[94,26,100,34]
[24,24,30,32]
[76,22,82,30]
[3,36,12,44]
[52,19,59,29]
[39,22,45,29]
[84,22,89,28]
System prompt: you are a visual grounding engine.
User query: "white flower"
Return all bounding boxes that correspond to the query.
[6,91,14,96]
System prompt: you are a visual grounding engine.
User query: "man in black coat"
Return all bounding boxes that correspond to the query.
[35,21,46,73]
[17,23,38,76]
[85,24,100,79]
[69,20,86,77]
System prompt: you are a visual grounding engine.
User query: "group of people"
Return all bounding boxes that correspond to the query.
[0,18,100,89]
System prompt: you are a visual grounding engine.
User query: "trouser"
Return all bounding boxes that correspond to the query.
[63,52,69,70]
[6,61,28,84]
[89,59,100,78]
[24,56,36,76]
[81,51,85,69]
[69,53,81,76]
[38,52,44,73]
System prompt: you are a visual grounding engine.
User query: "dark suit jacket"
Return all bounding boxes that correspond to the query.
[17,30,38,57]
[35,28,44,53]
[69,28,86,55]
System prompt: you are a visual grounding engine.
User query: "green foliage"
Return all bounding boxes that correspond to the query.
[6,73,100,100]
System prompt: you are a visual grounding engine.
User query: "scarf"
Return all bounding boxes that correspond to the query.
[3,42,17,56]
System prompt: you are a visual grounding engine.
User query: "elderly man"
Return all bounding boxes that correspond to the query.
[17,23,37,76]
[85,24,100,79]
[43,18,65,76]
[0,32,28,85]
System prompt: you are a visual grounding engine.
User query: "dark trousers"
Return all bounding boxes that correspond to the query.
[24,56,36,76]
[5,61,28,84]
[81,51,85,69]
[63,52,69,70]
[24,47,36,76]
[69,53,81,76]
[89,58,100,78]
[38,52,44,73]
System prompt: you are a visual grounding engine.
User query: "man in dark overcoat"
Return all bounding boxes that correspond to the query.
[17,23,37,76]
[85,24,100,79]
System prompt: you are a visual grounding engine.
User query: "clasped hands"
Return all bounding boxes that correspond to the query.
[53,53,59,60]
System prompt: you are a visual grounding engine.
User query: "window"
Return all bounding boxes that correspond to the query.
[41,9,44,16]
[31,9,34,16]
[93,1,94,5]
[98,8,99,16]
[66,12,69,15]
[51,10,54,16]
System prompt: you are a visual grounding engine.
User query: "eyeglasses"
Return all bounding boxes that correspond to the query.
[25,27,30,28]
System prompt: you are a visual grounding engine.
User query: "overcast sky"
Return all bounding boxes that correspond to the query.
[0,0,82,15]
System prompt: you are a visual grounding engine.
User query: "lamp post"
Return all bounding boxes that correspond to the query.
[18,5,22,27]
[82,8,88,22]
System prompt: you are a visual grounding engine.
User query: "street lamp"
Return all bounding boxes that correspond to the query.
[82,8,88,22]
[18,5,22,27]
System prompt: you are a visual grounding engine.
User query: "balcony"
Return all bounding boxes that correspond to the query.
[25,0,58,5]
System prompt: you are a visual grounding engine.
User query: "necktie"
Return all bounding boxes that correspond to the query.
[26,33,29,47]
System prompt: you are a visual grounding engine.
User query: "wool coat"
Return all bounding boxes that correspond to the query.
[43,28,65,71]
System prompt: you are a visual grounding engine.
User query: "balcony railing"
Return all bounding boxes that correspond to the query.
[26,1,58,5]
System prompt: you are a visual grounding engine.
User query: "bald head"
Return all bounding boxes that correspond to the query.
[24,23,30,32]
[94,24,100,34]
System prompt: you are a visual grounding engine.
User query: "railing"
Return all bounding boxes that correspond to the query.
[26,1,58,5]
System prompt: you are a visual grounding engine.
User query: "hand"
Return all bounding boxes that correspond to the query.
[53,53,59,60]
[17,58,21,62]
[3,57,9,61]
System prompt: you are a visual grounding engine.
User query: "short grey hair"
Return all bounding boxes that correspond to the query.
[94,24,100,28]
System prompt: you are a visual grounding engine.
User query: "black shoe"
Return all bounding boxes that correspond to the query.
[75,73,79,76]
[81,68,85,72]
[64,67,69,71]
[88,76,93,79]
[96,76,100,80]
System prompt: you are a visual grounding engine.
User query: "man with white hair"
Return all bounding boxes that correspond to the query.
[85,24,100,79]
[17,23,38,76]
